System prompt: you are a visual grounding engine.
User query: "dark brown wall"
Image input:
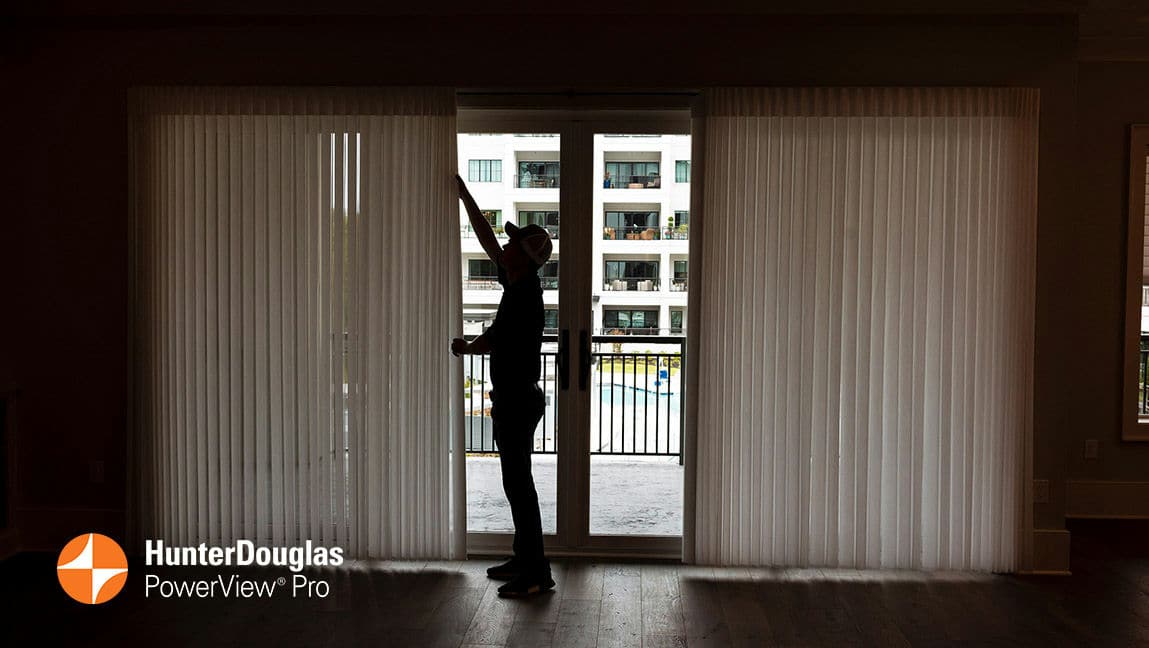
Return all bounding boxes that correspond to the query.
[1068,62,1149,482]
[1,13,1079,549]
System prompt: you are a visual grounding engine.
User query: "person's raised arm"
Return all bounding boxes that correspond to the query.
[456,174,503,265]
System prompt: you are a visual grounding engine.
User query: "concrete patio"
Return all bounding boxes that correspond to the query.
[466,454,683,537]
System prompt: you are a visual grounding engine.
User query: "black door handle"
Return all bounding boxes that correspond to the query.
[558,329,570,390]
[579,329,591,391]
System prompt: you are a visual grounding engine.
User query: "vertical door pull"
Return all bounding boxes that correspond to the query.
[579,329,591,391]
[558,329,570,390]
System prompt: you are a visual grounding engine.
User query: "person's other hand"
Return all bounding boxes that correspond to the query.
[450,337,468,357]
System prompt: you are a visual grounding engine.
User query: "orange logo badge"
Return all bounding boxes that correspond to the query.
[57,533,128,604]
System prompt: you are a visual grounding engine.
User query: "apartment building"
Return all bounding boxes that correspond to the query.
[458,133,691,337]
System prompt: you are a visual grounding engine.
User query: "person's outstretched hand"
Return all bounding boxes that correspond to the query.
[450,337,467,357]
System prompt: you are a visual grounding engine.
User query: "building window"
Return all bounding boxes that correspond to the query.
[468,159,502,183]
[519,210,560,239]
[670,309,684,333]
[603,309,659,334]
[539,260,559,290]
[604,161,660,188]
[517,161,560,188]
[604,260,659,291]
[468,258,498,279]
[544,308,558,333]
[675,160,691,183]
[672,260,688,292]
[1124,125,1149,440]
[669,211,689,239]
[465,258,500,290]
[604,211,659,240]
[481,209,501,226]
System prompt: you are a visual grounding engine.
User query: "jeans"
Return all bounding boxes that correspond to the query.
[490,384,549,577]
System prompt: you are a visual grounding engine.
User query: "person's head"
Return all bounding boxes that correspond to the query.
[502,222,553,274]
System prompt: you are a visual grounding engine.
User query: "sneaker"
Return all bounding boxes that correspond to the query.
[497,572,555,598]
[485,558,520,581]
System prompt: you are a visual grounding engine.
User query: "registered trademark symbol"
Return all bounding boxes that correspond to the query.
[277,577,287,586]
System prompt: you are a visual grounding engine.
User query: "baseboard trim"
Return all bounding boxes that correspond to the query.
[1066,480,1149,519]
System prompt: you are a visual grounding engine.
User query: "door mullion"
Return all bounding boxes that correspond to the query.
[558,121,593,550]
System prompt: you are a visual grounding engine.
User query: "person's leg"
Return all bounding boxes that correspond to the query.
[497,419,544,573]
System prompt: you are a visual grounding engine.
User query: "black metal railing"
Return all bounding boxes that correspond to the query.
[670,278,688,292]
[515,174,561,188]
[1141,334,1149,415]
[664,226,689,240]
[461,334,685,460]
[592,336,684,458]
[460,225,510,239]
[462,224,560,240]
[603,225,660,241]
[603,277,660,291]
[604,175,661,189]
[463,275,500,290]
[463,335,559,454]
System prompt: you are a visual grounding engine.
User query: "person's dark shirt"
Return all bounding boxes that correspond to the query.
[485,261,543,395]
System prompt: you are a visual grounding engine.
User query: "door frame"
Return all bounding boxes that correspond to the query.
[458,95,693,559]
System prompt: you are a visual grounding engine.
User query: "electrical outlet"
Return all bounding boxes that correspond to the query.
[89,459,105,484]
[1033,479,1050,504]
[1084,439,1099,460]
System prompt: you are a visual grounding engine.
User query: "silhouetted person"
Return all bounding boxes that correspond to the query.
[451,174,554,598]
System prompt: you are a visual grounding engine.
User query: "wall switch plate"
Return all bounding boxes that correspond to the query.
[89,459,105,484]
[1084,439,1099,460]
[1033,479,1050,504]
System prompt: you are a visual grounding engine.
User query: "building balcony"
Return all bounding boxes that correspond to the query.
[463,275,500,290]
[603,277,661,292]
[460,225,510,240]
[670,278,688,292]
[464,275,559,291]
[603,225,660,241]
[604,174,661,189]
[515,174,561,189]
[664,225,689,240]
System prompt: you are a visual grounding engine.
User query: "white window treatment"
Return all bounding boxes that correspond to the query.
[687,88,1038,571]
[128,87,466,559]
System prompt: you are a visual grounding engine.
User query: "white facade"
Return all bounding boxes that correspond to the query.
[458,133,691,337]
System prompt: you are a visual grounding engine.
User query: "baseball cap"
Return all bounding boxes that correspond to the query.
[505,222,553,266]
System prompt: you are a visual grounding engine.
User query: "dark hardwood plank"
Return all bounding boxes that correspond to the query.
[553,597,602,648]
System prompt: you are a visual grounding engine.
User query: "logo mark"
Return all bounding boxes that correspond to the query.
[57,533,128,604]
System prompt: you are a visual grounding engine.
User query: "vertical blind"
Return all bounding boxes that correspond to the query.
[128,87,466,559]
[690,88,1038,571]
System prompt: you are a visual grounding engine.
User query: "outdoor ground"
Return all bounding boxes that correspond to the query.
[466,455,683,537]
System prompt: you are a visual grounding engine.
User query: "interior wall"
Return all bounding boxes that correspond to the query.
[1,13,1078,550]
[1069,62,1149,484]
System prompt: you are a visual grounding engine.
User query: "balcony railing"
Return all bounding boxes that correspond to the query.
[460,225,510,239]
[461,334,685,459]
[463,275,500,290]
[671,278,688,292]
[604,175,661,189]
[664,226,689,240]
[603,225,660,241]
[515,174,561,188]
[603,277,660,291]
[1141,334,1149,415]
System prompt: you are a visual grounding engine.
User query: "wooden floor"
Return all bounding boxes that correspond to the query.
[5,519,1149,646]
